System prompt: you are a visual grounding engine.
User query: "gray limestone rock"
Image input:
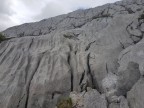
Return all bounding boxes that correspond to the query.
[0,0,144,108]
[127,78,144,108]
[109,96,129,108]
[117,62,141,96]
[70,88,107,108]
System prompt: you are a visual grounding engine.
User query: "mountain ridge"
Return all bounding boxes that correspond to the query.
[3,0,142,38]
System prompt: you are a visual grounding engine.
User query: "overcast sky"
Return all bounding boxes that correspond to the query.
[0,0,120,31]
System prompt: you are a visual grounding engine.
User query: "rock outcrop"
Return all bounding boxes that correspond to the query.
[0,0,144,108]
[70,88,107,108]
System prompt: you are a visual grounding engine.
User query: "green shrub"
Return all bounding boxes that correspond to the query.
[0,33,6,42]
[57,97,72,108]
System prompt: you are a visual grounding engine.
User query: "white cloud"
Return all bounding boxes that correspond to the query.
[34,0,120,21]
[0,0,120,31]
[0,14,15,31]
[34,1,72,21]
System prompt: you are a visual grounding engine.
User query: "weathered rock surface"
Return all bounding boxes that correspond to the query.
[0,0,144,108]
[70,88,107,108]
[127,78,144,108]
[109,96,129,108]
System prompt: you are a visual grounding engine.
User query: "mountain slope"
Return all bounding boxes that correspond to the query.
[0,0,144,108]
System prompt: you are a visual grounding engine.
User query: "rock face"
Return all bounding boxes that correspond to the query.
[70,88,107,108]
[0,0,144,108]
[127,78,144,108]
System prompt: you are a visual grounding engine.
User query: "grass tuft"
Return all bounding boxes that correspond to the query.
[57,97,72,108]
[0,33,6,42]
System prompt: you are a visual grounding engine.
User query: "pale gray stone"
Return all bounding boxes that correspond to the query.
[108,96,129,108]
[127,78,144,108]
[70,89,107,108]
[0,0,144,108]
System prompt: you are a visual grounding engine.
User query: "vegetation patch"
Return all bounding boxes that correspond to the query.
[0,33,6,42]
[57,97,72,108]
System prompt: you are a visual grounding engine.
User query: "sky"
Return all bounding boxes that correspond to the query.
[0,0,120,31]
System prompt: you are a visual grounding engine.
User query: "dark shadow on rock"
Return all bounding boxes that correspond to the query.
[117,62,141,96]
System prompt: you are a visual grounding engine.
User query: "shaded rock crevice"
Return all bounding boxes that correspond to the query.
[25,54,44,108]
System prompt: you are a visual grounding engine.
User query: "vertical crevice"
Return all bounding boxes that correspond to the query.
[85,53,101,93]
[24,55,31,84]
[87,53,95,89]
[70,70,74,91]
[106,63,109,74]
[25,54,43,108]
[79,70,85,85]
[67,53,73,91]
[28,38,34,50]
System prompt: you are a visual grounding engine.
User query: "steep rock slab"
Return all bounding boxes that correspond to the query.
[0,33,96,108]
[0,0,144,108]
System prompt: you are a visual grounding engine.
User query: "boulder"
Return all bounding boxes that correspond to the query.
[70,88,107,108]
[127,78,144,108]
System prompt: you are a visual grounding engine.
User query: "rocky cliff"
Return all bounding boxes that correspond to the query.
[1,0,144,108]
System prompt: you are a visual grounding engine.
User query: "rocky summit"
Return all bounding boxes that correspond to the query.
[0,0,144,108]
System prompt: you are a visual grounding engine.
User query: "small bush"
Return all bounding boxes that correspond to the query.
[0,33,6,42]
[57,97,72,108]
